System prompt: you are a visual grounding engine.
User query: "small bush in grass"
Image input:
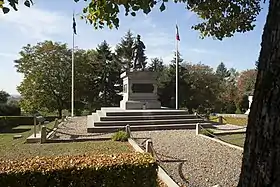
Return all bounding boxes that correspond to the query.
[201,128,215,138]
[111,131,129,142]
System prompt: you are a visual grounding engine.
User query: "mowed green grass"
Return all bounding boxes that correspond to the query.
[217,133,246,148]
[0,121,133,160]
[210,116,248,126]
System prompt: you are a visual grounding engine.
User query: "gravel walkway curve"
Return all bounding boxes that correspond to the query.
[51,117,114,140]
[132,130,243,187]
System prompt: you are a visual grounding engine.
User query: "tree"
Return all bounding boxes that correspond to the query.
[15,41,74,117]
[235,69,257,113]
[0,90,9,103]
[237,69,257,96]
[148,57,164,72]
[183,63,220,113]
[95,40,122,107]
[215,66,239,113]
[0,90,20,116]
[4,0,280,186]
[237,1,280,186]
[74,49,101,111]
[216,62,230,79]
[158,52,186,108]
[115,30,134,71]
[2,1,261,40]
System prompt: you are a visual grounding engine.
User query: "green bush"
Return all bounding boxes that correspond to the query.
[0,116,58,126]
[111,131,129,142]
[235,107,242,114]
[0,153,158,187]
[81,110,91,116]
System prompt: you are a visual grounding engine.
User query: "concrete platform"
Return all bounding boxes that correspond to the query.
[26,133,41,143]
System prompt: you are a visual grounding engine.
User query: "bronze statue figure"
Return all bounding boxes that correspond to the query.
[132,34,146,71]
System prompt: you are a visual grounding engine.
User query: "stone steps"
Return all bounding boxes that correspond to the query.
[100,114,197,121]
[87,123,215,133]
[105,110,190,116]
[87,107,216,133]
[94,118,205,126]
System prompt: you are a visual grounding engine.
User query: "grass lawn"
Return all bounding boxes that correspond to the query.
[217,133,246,148]
[210,116,248,126]
[0,121,133,160]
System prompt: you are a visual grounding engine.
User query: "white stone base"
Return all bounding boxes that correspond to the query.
[26,133,41,143]
[120,100,161,110]
[245,95,253,115]
[245,109,250,115]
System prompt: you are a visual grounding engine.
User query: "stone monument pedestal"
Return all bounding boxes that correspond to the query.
[245,95,253,115]
[120,71,161,110]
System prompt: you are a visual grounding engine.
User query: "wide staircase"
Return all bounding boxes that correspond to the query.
[87,107,216,133]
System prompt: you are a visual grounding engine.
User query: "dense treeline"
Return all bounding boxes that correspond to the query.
[0,90,21,116]
[12,30,256,117]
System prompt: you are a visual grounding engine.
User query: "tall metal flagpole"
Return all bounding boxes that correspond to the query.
[175,23,179,110]
[71,12,75,117]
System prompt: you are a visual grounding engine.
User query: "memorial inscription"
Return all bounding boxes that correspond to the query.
[132,83,154,93]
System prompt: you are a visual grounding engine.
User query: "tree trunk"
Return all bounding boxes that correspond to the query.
[238,0,280,186]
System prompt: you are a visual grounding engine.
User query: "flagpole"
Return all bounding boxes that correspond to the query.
[71,12,75,117]
[175,23,179,110]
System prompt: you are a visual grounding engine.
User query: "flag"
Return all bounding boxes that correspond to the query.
[73,15,77,35]
[176,24,180,41]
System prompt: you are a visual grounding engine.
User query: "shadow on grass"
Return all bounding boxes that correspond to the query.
[0,125,31,134]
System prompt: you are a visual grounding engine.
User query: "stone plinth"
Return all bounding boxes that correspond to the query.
[245,95,253,115]
[120,71,161,109]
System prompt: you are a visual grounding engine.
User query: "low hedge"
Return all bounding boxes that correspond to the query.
[0,116,58,126]
[0,153,158,187]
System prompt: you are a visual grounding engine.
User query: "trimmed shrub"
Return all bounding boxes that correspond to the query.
[111,131,129,142]
[0,153,158,187]
[0,116,58,126]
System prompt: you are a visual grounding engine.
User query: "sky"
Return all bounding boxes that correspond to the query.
[0,1,269,95]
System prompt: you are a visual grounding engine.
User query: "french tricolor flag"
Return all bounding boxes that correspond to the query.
[176,24,180,41]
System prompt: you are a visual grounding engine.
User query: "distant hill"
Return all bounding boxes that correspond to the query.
[8,95,22,102]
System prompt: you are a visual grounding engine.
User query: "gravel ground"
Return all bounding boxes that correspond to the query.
[50,116,114,140]
[50,117,243,186]
[132,130,243,187]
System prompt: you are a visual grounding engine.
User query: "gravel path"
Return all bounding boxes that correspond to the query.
[132,130,243,187]
[50,117,243,186]
[51,117,114,140]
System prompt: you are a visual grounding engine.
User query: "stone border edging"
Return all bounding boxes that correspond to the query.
[128,138,179,187]
[198,134,244,151]
[213,130,246,135]
[46,137,111,143]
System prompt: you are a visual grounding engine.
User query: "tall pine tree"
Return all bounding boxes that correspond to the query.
[95,40,122,107]
[215,62,230,79]
[158,52,186,108]
[148,57,164,72]
[115,30,134,71]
